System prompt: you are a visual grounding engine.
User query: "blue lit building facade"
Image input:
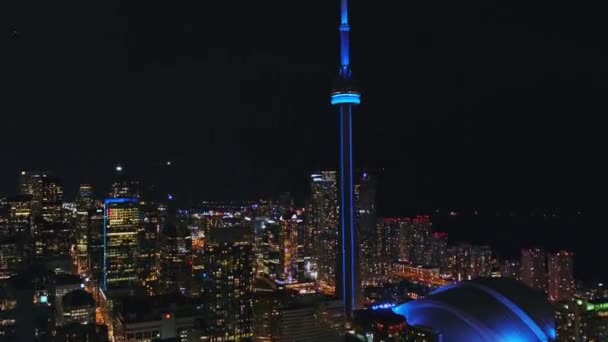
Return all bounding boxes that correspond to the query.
[103,198,140,290]
[331,0,362,318]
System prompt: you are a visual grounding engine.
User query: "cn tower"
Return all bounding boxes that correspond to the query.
[330,0,362,318]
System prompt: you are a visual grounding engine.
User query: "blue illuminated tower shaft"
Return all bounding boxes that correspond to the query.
[331,0,362,318]
[338,103,361,317]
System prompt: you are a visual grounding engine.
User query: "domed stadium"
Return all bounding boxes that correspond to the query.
[392,278,556,342]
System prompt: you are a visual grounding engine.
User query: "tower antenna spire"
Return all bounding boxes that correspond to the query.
[339,0,352,79]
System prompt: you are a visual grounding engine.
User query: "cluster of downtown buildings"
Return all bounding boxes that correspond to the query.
[0,168,605,341]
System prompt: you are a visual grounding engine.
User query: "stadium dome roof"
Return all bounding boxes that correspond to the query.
[392,278,556,342]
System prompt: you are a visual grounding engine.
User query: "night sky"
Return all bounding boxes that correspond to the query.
[4,1,607,275]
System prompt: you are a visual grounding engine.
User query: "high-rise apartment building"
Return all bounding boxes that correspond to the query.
[447,244,493,281]
[521,248,547,292]
[103,198,140,290]
[471,245,493,279]
[429,232,448,272]
[202,226,254,341]
[308,172,338,288]
[556,299,608,341]
[549,251,575,302]
[278,213,300,283]
[500,260,521,280]
[356,172,377,284]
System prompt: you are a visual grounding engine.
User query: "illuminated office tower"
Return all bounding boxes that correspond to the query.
[76,184,95,210]
[139,202,162,296]
[18,170,50,199]
[18,171,62,222]
[109,165,140,199]
[0,237,22,279]
[6,195,32,235]
[103,198,139,290]
[40,176,63,223]
[87,207,104,288]
[548,251,575,302]
[75,208,90,274]
[33,221,71,258]
[308,172,338,288]
[202,226,254,341]
[521,248,547,292]
[190,225,206,298]
[159,220,191,296]
[330,0,362,316]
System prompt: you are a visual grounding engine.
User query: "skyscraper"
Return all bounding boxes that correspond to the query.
[279,213,300,283]
[548,251,575,302]
[330,0,363,317]
[76,184,95,210]
[103,198,139,291]
[18,170,50,199]
[429,232,448,272]
[39,176,63,223]
[556,299,608,341]
[411,215,432,266]
[74,208,90,274]
[18,170,62,222]
[88,207,105,289]
[356,172,377,284]
[159,215,191,296]
[500,260,521,280]
[521,248,547,292]
[202,226,254,341]
[109,165,140,199]
[308,172,338,288]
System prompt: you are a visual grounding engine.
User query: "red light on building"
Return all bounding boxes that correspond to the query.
[165,313,171,320]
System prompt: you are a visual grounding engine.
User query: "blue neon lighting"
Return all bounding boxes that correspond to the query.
[392,281,555,342]
[372,303,396,310]
[348,106,355,311]
[340,107,347,310]
[392,300,501,341]
[470,283,551,342]
[341,0,349,25]
[331,93,361,105]
[104,197,139,204]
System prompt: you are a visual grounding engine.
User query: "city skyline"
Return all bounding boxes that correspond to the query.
[5,1,605,212]
[3,1,608,340]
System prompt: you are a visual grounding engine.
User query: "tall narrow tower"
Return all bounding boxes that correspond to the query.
[330,0,362,318]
